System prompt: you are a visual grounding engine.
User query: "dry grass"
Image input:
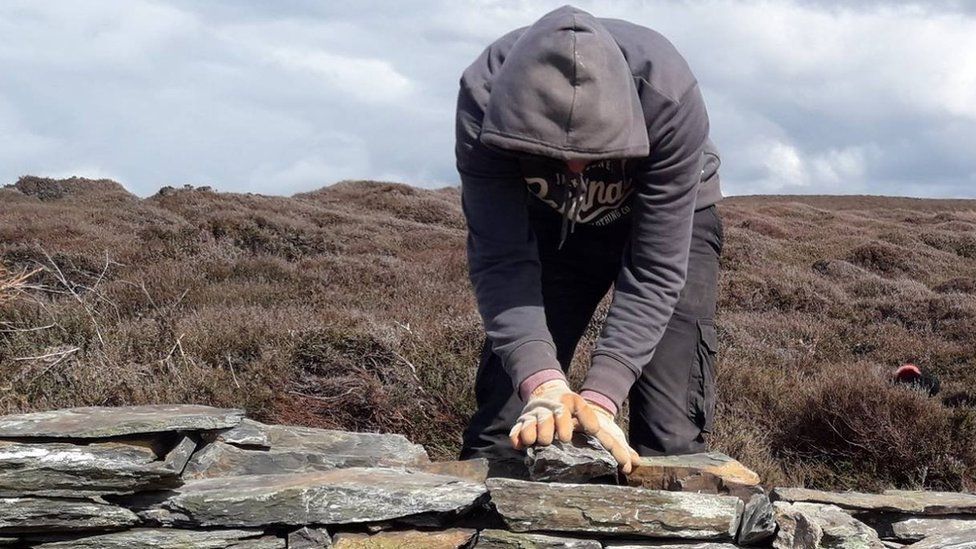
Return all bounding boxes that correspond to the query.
[0,266,37,305]
[1,176,974,490]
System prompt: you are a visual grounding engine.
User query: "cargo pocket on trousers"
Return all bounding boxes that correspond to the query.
[688,319,719,434]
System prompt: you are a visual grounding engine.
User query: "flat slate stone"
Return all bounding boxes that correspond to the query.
[36,528,282,548]
[141,468,487,527]
[487,477,742,540]
[0,438,188,496]
[773,501,884,549]
[772,488,976,516]
[627,452,760,493]
[604,541,738,549]
[410,459,490,484]
[332,528,475,548]
[903,527,976,548]
[184,421,430,479]
[0,497,138,534]
[216,419,428,463]
[475,529,601,548]
[288,526,333,548]
[0,405,243,438]
[890,517,976,542]
[526,433,616,483]
[738,493,776,545]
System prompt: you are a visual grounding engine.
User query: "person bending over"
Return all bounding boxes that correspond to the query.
[455,5,723,475]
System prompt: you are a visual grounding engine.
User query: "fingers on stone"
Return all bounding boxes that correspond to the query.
[536,414,556,445]
[520,420,538,446]
[509,421,525,449]
[554,410,574,442]
[572,397,601,435]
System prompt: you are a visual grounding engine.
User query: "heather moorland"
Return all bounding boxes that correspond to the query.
[1,176,974,491]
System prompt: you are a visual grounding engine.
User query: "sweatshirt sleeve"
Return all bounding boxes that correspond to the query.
[455,53,563,392]
[580,82,709,410]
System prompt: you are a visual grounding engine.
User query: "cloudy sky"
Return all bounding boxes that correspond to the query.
[1,1,974,198]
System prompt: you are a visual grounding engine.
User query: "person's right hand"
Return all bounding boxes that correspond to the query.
[509,379,600,450]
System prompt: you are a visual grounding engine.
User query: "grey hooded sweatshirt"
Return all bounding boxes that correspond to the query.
[455,5,721,409]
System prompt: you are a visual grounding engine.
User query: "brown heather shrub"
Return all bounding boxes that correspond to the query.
[1,180,975,489]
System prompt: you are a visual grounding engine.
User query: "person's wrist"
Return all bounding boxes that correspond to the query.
[518,369,567,401]
[580,389,617,416]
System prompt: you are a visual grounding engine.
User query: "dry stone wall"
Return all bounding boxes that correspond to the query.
[0,405,973,548]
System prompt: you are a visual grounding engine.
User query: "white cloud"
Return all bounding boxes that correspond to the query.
[267,48,414,103]
[0,0,973,198]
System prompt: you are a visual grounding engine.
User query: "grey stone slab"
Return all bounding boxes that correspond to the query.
[216,419,428,463]
[409,459,490,484]
[738,493,776,546]
[0,496,138,534]
[772,487,976,516]
[903,527,976,548]
[526,433,616,483]
[486,477,742,540]
[139,468,487,527]
[184,421,430,479]
[773,501,885,549]
[627,452,760,492]
[476,529,601,548]
[0,405,243,438]
[161,435,197,474]
[604,541,738,549]
[890,517,976,543]
[0,439,185,496]
[183,439,432,480]
[332,528,476,548]
[287,526,333,548]
[35,527,282,548]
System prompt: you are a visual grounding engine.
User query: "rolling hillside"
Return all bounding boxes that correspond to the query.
[1,176,974,491]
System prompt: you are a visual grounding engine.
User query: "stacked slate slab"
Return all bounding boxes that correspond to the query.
[0,405,973,548]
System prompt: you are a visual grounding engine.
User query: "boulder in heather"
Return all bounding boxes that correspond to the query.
[0,405,243,439]
[487,477,742,540]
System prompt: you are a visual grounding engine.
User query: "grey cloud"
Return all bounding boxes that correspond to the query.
[0,0,973,198]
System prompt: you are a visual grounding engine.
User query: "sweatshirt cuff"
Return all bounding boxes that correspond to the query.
[506,339,561,393]
[580,390,617,416]
[519,369,566,402]
[581,353,640,412]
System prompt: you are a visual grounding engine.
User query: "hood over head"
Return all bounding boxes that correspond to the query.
[480,5,649,161]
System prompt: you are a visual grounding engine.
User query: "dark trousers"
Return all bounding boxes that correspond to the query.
[459,204,724,472]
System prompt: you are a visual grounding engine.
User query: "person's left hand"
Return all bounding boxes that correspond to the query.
[584,400,641,474]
